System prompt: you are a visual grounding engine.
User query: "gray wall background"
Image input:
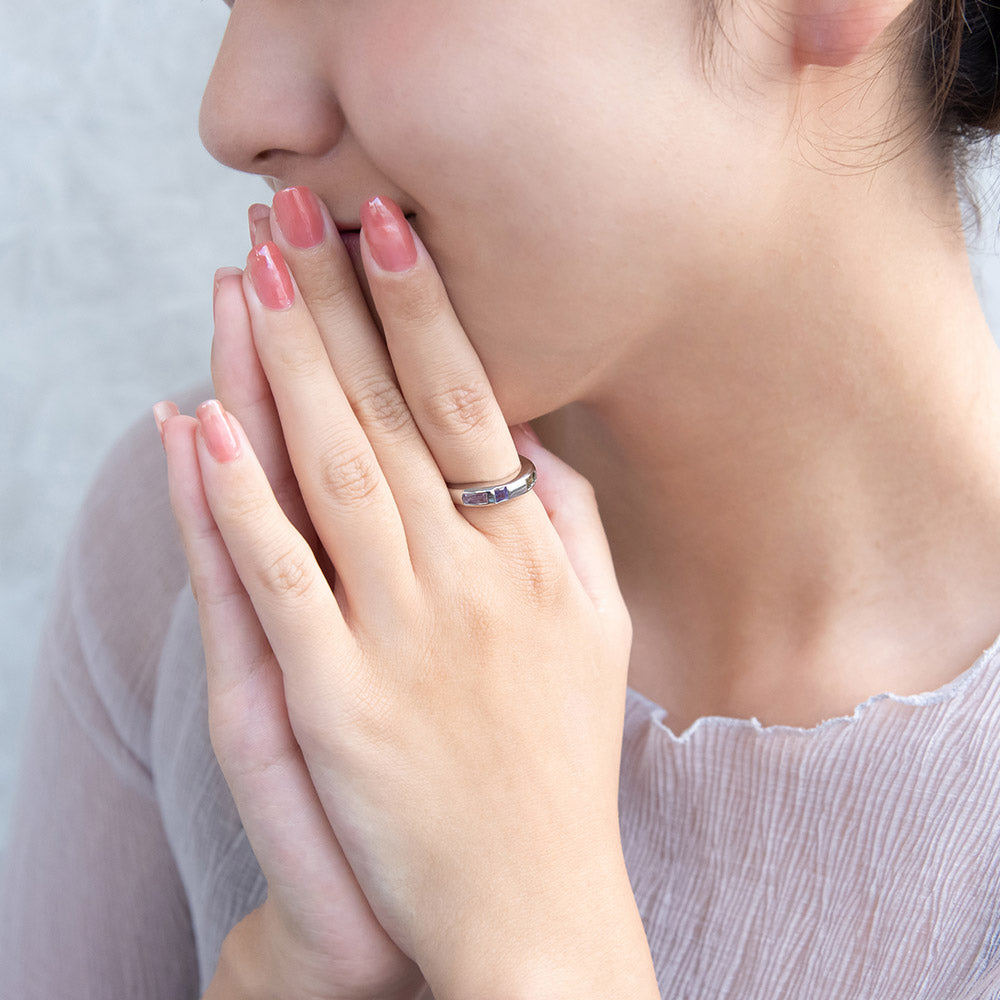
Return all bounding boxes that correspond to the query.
[4,0,1000,855]
[1,0,261,851]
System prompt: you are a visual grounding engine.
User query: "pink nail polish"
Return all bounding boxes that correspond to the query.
[361,196,417,272]
[196,400,241,463]
[248,203,272,248]
[247,242,295,310]
[273,186,325,249]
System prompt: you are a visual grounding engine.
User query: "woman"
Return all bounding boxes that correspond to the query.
[4,0,1000,994]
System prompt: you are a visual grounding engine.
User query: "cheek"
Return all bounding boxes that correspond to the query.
[427,214,655,422]
[332,4,701,415]
[339,2,625,197]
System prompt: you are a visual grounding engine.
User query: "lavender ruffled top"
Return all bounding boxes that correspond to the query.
[4,400,1000,998]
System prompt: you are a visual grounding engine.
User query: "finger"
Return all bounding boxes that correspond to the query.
[160,411,361,906]
[162,411,278,709]
[162,411,243,616]
[162,408,279,759]
[190,399,362,720]
[210,267,315,547]
[267,187,444,524]
[249,202,272,247]
[152,399,180,440]
[360,197,523,495]
[510,425,627,628]
[242,242,414,611]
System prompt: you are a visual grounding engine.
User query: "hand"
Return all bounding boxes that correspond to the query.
[158,207,424,1000]
[161,187,658,999]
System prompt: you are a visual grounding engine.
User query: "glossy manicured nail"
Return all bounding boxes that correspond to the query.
[196,400,241,463]
[248,204,272,248]
[273,186,325,249]
[152,400,179,441]
[247,242,295,310]
[361,196,417,272]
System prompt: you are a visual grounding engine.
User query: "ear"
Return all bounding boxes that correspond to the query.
[792,0,912,66]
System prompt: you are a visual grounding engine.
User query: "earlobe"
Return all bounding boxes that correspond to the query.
[793,0,911,66]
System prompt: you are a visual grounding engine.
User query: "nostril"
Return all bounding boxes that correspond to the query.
[253,150,284,168]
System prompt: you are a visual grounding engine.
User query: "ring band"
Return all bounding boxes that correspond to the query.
[447,456,537,507]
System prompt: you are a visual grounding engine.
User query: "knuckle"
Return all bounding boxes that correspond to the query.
[206,648,286,774]
[314,440,383,510]
[254,544,317,601]
[210,718,297,787]
[424,381,495,437]
[352,372,414,436]
[386,276,448,330]
[508,547,568,609]
[339,667,397,748]
[454,590,505,649]
[221,485,276,530]
[299,266,357,316]
[480,528,569,609]
[190,572,237,614]
[449,537,567,621]
[270,344,326,382]
[252,322,325,381]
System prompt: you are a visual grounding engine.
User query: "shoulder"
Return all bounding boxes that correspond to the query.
[46,384,211,759]
[69,385,210,625]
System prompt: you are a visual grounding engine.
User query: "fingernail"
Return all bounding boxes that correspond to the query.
[196,400,241,463]
[273,186,325,249]
[361,196,417,272]
[152,400,179,441]
[248,203,272,248]
[214,266,244,309]
[247,242,295,310]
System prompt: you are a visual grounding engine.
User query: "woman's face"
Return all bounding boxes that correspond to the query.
[201,0,772,421]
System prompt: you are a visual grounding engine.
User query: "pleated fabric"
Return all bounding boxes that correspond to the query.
[621,644,1000,998]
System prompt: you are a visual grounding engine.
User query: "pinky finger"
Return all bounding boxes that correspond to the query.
[160,410,355,898]
[161,410,269,705]
[185,401,356,721]
[511,424,628,631]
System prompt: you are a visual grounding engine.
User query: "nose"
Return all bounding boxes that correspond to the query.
[199,0,345,176]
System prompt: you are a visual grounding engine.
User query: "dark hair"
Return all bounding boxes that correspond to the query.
[924,0,1000,142]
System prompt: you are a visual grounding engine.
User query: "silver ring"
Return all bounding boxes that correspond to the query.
[447,456,537,507]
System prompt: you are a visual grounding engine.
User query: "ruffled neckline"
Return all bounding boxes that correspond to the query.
[626,630,1000,744]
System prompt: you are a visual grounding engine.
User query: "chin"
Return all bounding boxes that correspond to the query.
[487,377,570,431]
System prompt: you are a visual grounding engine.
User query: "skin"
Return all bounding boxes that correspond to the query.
[159,0,1000,994]
[162,202,652,998]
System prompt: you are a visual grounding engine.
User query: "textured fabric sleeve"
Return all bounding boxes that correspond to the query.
[0,404,202,999]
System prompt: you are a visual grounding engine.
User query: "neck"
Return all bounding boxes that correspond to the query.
[539,170,1000,733]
